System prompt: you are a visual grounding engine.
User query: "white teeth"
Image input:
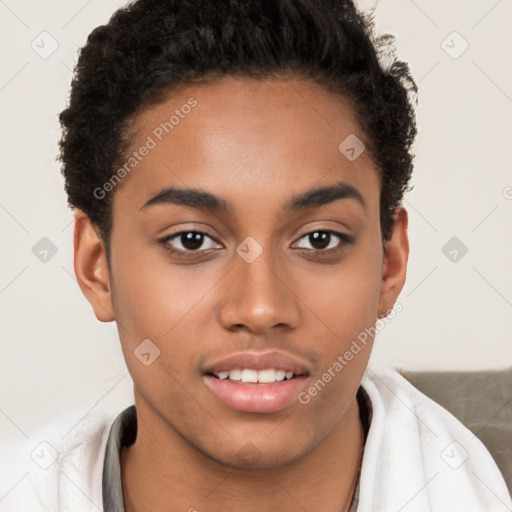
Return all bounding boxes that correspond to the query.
[240,369,258,383]
[214,368,296,383]
[228,369,242,381]
[258,369,277,383]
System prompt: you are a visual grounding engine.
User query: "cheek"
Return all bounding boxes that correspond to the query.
[293,255,381,440]
[302,243,383,342]
[111,243,213,339]
[109,246,211,392]
[109,251,207,417]
[296,238,382,401]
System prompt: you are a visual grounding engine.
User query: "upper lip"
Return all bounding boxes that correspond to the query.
[202,350,311,376]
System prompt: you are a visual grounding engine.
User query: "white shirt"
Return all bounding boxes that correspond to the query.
[1,367,510,511]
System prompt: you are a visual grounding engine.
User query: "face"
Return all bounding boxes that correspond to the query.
[75,76,408,469]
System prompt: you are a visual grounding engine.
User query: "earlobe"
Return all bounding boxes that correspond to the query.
[73,209,115,322]
[378,206,409,317]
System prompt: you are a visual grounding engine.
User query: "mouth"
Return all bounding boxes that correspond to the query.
[202,351,311,413]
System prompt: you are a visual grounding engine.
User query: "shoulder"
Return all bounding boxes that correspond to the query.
[0,407,119,512]
[357,365,512,511]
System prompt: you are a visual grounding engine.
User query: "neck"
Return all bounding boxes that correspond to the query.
[121,397,364,512]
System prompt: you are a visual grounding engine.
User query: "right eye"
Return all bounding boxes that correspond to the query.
[160,230,222,259]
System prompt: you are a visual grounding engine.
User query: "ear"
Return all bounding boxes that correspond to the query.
[377,206,409,317]
[73,209,115,322]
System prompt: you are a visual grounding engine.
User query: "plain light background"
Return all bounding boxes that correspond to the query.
[1,0,511,457]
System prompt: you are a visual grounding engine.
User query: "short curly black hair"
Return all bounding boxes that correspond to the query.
[59,0,417,260]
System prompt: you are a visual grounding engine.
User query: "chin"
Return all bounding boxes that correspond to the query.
[207,440,310,470]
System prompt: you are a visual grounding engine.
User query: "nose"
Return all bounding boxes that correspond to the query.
[218,242,301,334]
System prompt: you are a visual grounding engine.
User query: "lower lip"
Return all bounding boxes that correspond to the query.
[203,375,309,413]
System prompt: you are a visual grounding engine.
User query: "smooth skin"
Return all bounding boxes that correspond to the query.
[74,76,409,512]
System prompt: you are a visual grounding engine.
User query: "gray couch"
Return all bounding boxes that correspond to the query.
[402,369,512,495]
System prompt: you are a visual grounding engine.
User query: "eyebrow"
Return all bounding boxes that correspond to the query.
[140,181,366,214]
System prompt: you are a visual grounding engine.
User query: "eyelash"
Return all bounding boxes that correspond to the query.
[159,229,354,260]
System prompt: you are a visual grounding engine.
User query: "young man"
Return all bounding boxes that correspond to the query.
[7,0,511,511]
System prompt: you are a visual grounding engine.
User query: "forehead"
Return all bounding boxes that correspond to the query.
[112,76,380,218]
